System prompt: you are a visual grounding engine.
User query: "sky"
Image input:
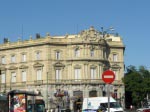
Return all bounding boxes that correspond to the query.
[0,0,150,69]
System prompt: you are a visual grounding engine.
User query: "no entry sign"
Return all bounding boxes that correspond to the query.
[102,70,115,84]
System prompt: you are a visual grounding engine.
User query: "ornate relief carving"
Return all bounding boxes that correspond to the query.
[79,26,102,42]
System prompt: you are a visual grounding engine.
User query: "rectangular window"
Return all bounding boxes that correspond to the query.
[103,50,106,59]
[56,51,60,60]
[90,50,94,57]
[90,68,96,79]
[1,56,6,64]
[75,49,80,57]
[113,54,118,62]
[1,73,6,83]
[36,52,40,60]
[11,55,16,63]
[11,72,16,83]
[37,69,42,80]
[22,71,26,82]
[75,68,81,81]
[22,54,26,62]
[56,69,61,80]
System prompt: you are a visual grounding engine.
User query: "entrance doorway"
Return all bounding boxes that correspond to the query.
[73,91,83,112]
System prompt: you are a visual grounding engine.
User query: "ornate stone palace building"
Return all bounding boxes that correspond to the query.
[0,26,125,111]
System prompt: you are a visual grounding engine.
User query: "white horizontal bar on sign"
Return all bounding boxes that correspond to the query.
[104,75,114,78]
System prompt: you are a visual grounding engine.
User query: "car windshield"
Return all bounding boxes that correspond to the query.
[101,102,121,108]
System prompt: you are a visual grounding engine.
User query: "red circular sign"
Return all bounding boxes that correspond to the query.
[102,70,115,84]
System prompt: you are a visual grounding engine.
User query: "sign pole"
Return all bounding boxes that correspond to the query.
[102,70,115,112]
[108,84,110,112]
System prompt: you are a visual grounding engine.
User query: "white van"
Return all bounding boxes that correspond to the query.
[82,97,124,112]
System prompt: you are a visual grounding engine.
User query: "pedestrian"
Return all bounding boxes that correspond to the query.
[55,105,60,112]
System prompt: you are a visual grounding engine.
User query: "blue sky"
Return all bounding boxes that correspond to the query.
[0,0,150,68]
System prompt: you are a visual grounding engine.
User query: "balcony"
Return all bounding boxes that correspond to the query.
[0,79,123,90]
[34,80,43,86]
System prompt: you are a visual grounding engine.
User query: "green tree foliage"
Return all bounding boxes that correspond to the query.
[123,65,150,107]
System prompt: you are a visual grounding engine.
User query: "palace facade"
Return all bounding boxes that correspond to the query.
[0,26,125,111]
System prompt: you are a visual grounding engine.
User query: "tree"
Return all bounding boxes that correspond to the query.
[123,65,150,108]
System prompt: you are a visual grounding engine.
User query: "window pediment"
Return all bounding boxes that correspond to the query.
[8,66,18,70]
[111,64,121,69]
[54,62,65,68]
[33,62,44,68]
[19,65,28,69]
[90,65,97,69]
[74,64,81,69]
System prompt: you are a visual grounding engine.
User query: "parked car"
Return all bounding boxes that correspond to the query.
[136,108,150,112]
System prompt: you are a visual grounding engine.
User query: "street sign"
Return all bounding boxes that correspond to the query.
[102,70,115,84]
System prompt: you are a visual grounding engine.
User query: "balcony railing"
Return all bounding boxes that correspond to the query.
[0,79,124,89]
